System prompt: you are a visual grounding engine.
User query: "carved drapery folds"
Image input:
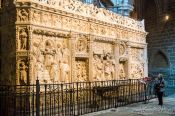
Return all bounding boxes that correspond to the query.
[30,30,71,84]
[18,59,28,85]
[18,28,28,50]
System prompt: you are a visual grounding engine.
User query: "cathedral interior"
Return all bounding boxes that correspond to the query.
[0,0,175,116]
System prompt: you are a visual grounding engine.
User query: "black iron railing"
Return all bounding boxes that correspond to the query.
[0,79,156,116]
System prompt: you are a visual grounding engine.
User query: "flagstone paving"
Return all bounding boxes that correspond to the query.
[82,92,175,116]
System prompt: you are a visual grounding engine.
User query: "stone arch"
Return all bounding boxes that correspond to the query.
[151,50,170,68]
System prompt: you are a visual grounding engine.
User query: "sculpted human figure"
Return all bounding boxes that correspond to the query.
[93,54,104,81]
[20,61,28,85]
[50,61,59,83]
[119,63,126,79]
[61,41,70,61]
[77,39,86,52]
[60,60,70,83]
[43,41,55,69]
[19,29,28,50]
[104,53,115,80]
[18,9,28,21]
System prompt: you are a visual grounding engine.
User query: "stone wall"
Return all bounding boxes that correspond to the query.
[144,0,175,78]
[0,0,147,85]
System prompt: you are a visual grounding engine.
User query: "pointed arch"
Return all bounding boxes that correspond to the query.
[151,50,170,68]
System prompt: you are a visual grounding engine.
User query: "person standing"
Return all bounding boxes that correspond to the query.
[155,74,165,106]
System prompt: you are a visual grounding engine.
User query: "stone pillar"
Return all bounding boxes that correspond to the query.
[114,40,120,80]
[127,44,132,79]
[144,44,148,77]
[88,35,94,82]
[70,32,76,83]
[28,26,33,84]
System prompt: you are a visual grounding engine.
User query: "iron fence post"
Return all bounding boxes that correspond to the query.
[36,79,40,116]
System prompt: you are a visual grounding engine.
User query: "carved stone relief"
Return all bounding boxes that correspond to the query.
[30,33,70,84]
[75,59,88,82]
[92,52,115,81]
[18,60,28,85]
[76,35,88,54]
[17,9,29,22]
[119,42,127,56]
[130,48,144,62]
[130,63,144,79]
[119,62,126,79]
[31,10,41,24]
[18,28,28,50]
[92,42,113,55]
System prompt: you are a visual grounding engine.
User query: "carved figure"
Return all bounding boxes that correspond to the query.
[32,10,40,23]
[19,61,28,85]
[60,60,70,83]
[119,63,126,79]
[77,39,86,52]
[19,29,28,50]
[93,54,104,81]
[18,9,28,21]
[61,41,70,61]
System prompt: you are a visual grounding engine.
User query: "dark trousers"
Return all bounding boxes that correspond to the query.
[157,92,163,105]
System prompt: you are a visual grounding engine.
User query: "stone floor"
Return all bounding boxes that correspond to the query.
[82,93,175,116]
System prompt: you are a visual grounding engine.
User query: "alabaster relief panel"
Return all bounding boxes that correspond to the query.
[129,47,144,79]
[17,9,29,22]
[30,34,70,84]
[130,63,144,79]
[92,42,115,81]
[31,10,41,25]
[75,35,89,54]
[130,47,144,62]
[75,59,88,82]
